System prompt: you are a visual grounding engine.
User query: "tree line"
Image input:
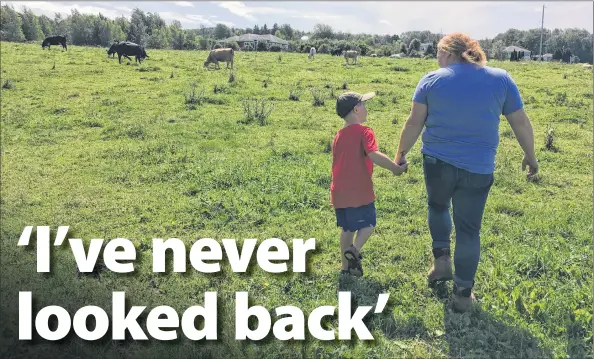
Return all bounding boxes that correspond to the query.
[1,4,592,63]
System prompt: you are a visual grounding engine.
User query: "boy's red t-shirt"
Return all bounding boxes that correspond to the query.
[330,124,379,209]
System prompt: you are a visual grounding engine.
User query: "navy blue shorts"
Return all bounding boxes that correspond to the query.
[335,201,376,232]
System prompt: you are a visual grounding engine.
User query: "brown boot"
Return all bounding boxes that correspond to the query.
[427,248,453,285]
[452,283,476,313]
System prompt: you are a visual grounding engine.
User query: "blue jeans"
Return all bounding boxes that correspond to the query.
[423,154,494,289]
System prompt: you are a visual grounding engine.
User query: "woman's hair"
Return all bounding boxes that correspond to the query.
[438,32,486,66]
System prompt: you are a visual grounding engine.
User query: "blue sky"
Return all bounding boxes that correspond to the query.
[3,1,593,39]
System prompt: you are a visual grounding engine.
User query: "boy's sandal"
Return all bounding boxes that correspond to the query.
[343,246,363,277]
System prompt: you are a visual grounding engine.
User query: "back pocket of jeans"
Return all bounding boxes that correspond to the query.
[423,156,441,180]
[468,172,494,188]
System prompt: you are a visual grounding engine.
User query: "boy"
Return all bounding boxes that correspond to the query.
[332,92,407,276]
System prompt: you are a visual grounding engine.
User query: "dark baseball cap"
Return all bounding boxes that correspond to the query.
[336,91,376,118]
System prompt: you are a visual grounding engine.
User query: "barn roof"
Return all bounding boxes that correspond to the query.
[221,34,288,45]
[504,45,531,53]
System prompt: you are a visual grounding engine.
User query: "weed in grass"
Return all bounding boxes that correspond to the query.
[2,78,14,89]
[240,98,274,126]
[310,87,326,106]
[544,124,557,152]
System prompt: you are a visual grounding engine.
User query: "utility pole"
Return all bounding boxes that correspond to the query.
[539,4,545,61]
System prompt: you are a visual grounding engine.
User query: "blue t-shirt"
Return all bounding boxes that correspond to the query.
[412,62,523,174]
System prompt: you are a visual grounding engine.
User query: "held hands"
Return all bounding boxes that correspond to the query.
[391,156,408,176]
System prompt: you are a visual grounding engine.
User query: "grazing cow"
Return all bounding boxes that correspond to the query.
[330,49,342,56]
[370,53,377,57]
[308,47,316,60]
[108,41,148,59]
[204,48,234,70]
[107,42,148,64]
[343,50,359,65]
[42,35,67,50]
[583,64,593,70]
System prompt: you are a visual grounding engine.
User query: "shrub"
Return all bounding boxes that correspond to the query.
[2,79,15,89]
[544,124,557,152]
[241,99,274,126]
[289,84,303,101]
[185,82,206,109]
[310,88,325,107]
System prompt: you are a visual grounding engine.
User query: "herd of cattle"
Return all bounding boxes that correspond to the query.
[40,35,235,69]
[40,35,362,68]
[308,46,360,64]
[41,35,593,70]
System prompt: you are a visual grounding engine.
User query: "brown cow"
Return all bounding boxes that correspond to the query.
[204,48,234,69]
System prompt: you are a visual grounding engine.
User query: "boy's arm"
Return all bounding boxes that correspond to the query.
[395,101,428,164]
[368,151,407,175]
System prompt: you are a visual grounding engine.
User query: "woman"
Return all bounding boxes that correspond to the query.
[395,33,539,312]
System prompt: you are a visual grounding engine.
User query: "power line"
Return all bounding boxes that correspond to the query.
[539,4,545,61]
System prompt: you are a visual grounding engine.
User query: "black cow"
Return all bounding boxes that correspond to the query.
[108,40,147,58]
[42,35,67,50]
[107,41,148,64]
[331,49,342,56]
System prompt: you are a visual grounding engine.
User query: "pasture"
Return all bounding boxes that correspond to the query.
[0,42,592,358]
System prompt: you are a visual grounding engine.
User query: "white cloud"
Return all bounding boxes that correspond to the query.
[173,1,194,7]
[292,14,340,21]
[214,1,287,21]
[159,12,235,28]
[379,19,392,26]
[4,1,132,18]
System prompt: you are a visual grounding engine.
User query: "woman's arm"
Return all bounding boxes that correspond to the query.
[395,101,428,165]
[505,108,539,176]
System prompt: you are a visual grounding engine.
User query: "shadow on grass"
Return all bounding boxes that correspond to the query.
[336,274,557,358]
[428,283,555,359]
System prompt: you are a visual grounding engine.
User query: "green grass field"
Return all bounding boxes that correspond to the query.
[1,42,592,358]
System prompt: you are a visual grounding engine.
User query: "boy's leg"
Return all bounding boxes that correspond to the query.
[340,231,356,270]
[354,226,374,252]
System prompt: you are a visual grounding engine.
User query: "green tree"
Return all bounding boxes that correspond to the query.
[0,5,25,42]
[408,38,420,56]
[490,40,505,60]
[38,14,54,37]
[562,48,572,63]
[280,24,293,40]
[127,8,147,45]
[21,6,44,41]
[313,23,334,39]
[400,43,407,54]
[148,27,170,49]
[274,30,285,39]
[214,23,231,40]
[170,20,185,50]
[552,48,563,61]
